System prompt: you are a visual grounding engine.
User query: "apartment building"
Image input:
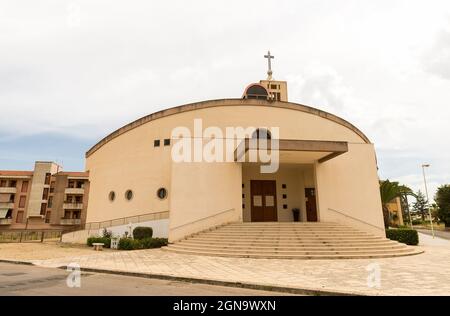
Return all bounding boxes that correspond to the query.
[0,161,89,231]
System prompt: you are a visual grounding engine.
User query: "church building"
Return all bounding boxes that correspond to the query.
[63,53,420,259]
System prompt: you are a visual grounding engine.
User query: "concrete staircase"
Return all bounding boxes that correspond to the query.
[163,222,423,259]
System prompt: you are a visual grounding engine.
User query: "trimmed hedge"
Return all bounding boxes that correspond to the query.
[133,226,153,240]
[386,229,419,245]
[118,238,143,250]
[118,237,168,250]
[87,237,111,248]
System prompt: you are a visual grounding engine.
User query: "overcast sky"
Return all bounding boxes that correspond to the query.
[1,0,449,199]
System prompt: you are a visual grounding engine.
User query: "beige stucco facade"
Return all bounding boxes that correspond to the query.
[84,96,385,242]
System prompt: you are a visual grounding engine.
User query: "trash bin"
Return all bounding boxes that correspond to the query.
[292,208,300,222]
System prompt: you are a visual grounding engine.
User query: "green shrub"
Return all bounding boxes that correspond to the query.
[140,237,168,249]
[386,229,419,245]
[133,226,153,240]
[412,219,423,225]
[87,237,111,248]
[118,238,142,250]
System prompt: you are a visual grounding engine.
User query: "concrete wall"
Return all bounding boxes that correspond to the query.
[62,218,169,244]
[315,143,385,236]
[168,161,242,242]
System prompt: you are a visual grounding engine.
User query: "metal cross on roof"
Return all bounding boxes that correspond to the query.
[264,50,274,80]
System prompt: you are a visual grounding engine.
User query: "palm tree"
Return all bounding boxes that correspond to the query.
[379,180,416,229]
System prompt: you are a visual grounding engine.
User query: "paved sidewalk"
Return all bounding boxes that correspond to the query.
[4,233,443,296]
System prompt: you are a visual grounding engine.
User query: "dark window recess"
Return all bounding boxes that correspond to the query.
[157,188,167,200]
[125,190,133,201]
[282,194,287,199]
[242,194,245,198]
[164,139,171,146]
[242,204,245,209]
[9,194,15,202]
[282,184,287,189]
[44,173,51,185]
[40,203,47,215]
[242,183,245,188]
[154,140,160,147]
[283,204,288,209]
[9,180,17,188]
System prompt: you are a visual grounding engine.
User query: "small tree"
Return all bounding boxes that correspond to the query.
[412,190,428,221]
[435,185,450,228]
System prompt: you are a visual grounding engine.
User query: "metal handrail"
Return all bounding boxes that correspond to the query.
[327,208,385,232]
[84,210,169,230]
[171,208,235,231]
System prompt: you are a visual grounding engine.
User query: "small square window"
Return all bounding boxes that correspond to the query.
[154,140,160,147]
[242,194,245,198]
[283,204,288,209]
[282,194,287,199]
[242,183,244,188]
[282,184,287,189]
[164,139,171,146]
[242,204,245,209]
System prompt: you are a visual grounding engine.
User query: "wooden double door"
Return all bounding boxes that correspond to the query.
[250,180,278,222]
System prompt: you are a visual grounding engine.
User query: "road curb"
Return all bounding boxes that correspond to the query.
[0,259,34,266]
[57,265,362,296]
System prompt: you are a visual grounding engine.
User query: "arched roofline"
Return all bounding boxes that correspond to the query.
[86,99,371,158]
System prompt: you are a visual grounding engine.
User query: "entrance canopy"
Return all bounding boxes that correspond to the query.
[234,139,348,164]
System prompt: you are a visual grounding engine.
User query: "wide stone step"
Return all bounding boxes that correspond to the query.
[193,236,383,242]
[202,232,372,237]
[162,247,422,259]
[180,240,399,247]
[178,239,400,247]
[170,243,408,252]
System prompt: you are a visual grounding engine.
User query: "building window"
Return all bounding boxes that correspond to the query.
[75,196,83,203]
[0,180,6,187]
[9,180,17,188]
[16,211,24,223]
[73,211,81,219]
[9,194,15,202]
[109,191,116,202]
[48,196,53,209]
[44,173,51,185]
[5,209,12,219]
[156,188,167,200]
[19,196,26,208]
[283,204,288,209]
[242,194,245,198]
[252,128,272,140]
[282,184,287,189]
[42,188,49,200]
[40,203,47,215]
[50,181,55,193]
[45,211,51,223]
[68,180,75,188]
[21,181,29,192]
[125,190,133,201]
[164,139,171,146]
[154,139,160,147]
[76,181,84,188]
[282,194,287,199]
[242,204,245,209]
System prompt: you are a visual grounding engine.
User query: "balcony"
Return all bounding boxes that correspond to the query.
[65,188,85,195]
[0,202,14,209]
[60,218,81,225]
[0,187,17,194]
[0,218,12,225]
[63,203,83,209]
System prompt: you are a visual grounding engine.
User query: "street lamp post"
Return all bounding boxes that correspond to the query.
[421,164,435,238]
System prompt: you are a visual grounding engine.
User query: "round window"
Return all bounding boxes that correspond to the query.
[125,190,133,201]
[109,191,116,202]
[157,188,167,200]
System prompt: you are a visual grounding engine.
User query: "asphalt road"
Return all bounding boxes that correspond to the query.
[416,229,450,240]
[0,262,293,296]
